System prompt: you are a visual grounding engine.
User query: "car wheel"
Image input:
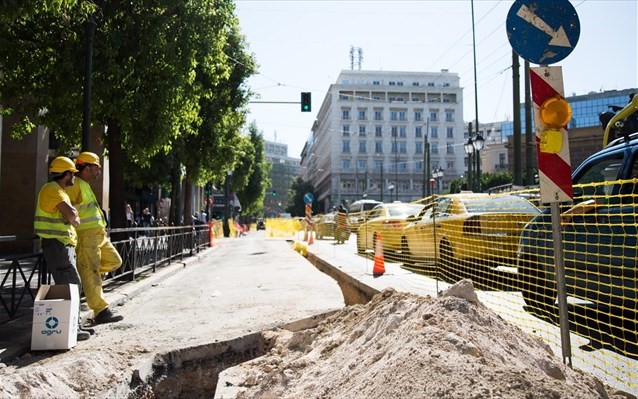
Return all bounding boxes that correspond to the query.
[401,236,415,267]
[519,254,557,314]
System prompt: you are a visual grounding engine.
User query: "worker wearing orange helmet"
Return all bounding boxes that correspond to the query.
[34,156,91,341]
[66,152,123,325]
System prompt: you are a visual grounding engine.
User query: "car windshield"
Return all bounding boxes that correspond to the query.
[387,204,425,217]
[461,196,539,214]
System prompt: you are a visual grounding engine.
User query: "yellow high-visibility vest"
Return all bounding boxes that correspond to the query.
[74,178,107,232]
[34,182,77,246]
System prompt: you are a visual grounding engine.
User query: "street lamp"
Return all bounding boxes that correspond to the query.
[431,167,444,194]
[473,134,485,192]
[388,182,395,202]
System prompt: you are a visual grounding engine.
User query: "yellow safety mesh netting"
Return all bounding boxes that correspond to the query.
[264,217,304,239]
[310,182,637,392]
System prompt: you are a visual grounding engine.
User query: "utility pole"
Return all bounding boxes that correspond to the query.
[513,50,522,185]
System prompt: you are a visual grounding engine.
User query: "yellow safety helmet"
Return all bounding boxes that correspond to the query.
[49,157,79,174]
[76,152,101,166]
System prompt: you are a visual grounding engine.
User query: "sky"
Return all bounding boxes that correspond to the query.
[235,0,638,158]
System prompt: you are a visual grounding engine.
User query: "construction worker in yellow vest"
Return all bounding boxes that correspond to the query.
[66,152,124,325]
[34,156,91,341]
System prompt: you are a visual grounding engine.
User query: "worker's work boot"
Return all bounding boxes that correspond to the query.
[94,308,124,325]
[77,329,91,341]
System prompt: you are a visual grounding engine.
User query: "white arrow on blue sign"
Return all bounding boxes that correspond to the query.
[506,0,580,65]
[303,192,314,204]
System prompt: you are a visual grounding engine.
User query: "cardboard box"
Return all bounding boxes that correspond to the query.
[31,284,79,351]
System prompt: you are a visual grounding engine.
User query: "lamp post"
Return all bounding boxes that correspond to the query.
[422,118,431,198]
[432,167,444,194]
[223,170,232,237]
[376,153,384,202]
[473,133,485,192]
[464,133,485,192]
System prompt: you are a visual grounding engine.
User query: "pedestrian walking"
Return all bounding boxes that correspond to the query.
[34,156,91,341]
[66,152,124,325]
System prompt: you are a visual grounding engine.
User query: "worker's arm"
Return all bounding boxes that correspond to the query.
[56,200,80,227]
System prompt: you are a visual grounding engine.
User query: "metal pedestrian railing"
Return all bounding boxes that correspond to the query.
[0,224,212,321]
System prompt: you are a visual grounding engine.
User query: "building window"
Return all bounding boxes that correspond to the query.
[373,80,380,85]
[358,109,367,120]
[359,141,367,153]
[447,127,454,138]
[342,140,351,153]
[391,126,398,137]
[400,141,407,154]
[430,111,438,122]
[375,141,383,153]
[446,144,454,154]
[415,142,423,153]
[415,126,422,138]
[412,82,420,86]
[389,81,396,86]
[375,160,383,171]
[431,127,438,138]
[359,125,366,135]
[499,153,506,167]
[342,109,350,120]
[416,160,423,170]
[375,126,382,136]
[399,162,407,171]
[399,111,406,121]
[414,111,422,121]
[358,160,367,169]
[391,141,398,153]
[445,111,454,122]
[428,82,435,87]
[342,159,351,170]
[432,143,438,154]
[390,111,398,121]
[397,81,404,86]
[342,125,350,136]
[374,110,383,120]
[399,126,406,138]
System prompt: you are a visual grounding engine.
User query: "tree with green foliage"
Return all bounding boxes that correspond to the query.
[286,177,316,217]
[0,0,256,228]
[235,123,271,217]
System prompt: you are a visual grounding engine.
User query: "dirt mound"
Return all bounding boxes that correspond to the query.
[223,282,629,399]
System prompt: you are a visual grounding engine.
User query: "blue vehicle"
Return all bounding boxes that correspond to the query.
[518,97,638,318]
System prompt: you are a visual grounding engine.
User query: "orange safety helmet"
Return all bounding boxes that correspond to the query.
[49,157,79,174]
[76,152,101,167]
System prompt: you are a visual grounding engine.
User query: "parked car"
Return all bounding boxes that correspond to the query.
[356,202,425,256]
[315,213,336,239]
[348,199,382,232]
[517,130,638,318]
[401,193,540,282]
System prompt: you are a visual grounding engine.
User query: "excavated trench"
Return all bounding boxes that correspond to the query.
[106,251,378,399]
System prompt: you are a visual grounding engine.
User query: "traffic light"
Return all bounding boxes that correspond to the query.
[301,92,311,112]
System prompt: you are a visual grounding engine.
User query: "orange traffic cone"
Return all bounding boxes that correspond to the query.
[308,229,314,245]
[372,233,385,277]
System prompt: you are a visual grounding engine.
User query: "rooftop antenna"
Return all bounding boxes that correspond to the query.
[357,47,363,70]
[350,46,355,70]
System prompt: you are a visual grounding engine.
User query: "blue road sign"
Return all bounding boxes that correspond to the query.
[506,0,580,65]
[303,192,314,204]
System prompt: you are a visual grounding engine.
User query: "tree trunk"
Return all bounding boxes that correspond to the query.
[183,177,193,226]
[170,163,181,226]
[107,120,127,241]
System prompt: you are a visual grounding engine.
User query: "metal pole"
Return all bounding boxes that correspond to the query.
[513,50,522,185]
[81,14,96,151]
[423,118,431,198]
[394,134,399,201]
[380,161,384,202]
[524,60,534,186]
[471,0,480,192]
[550,202,573,367]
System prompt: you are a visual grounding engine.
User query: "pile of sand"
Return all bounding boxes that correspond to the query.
[220,281,632,399]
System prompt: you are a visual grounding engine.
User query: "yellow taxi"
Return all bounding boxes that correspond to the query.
[356,202,425,256]
[400,193,539,282]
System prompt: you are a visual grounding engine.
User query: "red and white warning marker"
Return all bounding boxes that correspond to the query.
[530,66,573,204]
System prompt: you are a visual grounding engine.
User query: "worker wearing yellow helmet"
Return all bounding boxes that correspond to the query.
[66,152,123,325]
[34,156,91,341]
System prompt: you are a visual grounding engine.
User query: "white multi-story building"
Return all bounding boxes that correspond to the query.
[301,70,465,212]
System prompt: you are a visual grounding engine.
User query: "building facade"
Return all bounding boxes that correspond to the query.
[301,70,465,212]
[264,140,300,217]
